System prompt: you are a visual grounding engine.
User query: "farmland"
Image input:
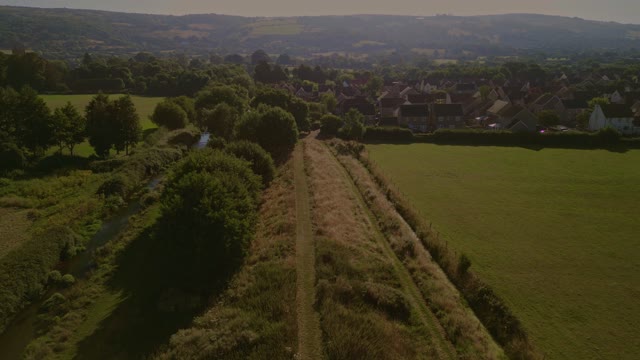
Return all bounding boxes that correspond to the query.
[366,143,640,360]
[41,95,163,157]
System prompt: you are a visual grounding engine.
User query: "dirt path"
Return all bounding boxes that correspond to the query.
[293,143,324,360]
[321,139,457,360]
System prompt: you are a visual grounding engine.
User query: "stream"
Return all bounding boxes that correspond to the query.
[0,133,209,359]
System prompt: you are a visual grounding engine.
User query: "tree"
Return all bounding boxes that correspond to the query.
[319,114,343,137]
[201,103,238,140]
[151,100,189,130]
[235,106,298,157]
[112,95,142,155]
[320,92,337,113]
[51,102,85,155]
[537,110,560,127]
[588,97,610,110]
[195,85,248,116]
[224,140,275,185]
[224,54,245,64]
[339,108,366,140]
[364,75,383,98]
[479,85,491,101]
[276,53,293,65]
[14,86,53,155]
[251,49,271,65]
[171,96,197,123]
[86,93,114,158]
[160,149,261,276]
[289,97,311,132]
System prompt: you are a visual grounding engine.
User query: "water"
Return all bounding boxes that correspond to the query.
[0,133,210,359]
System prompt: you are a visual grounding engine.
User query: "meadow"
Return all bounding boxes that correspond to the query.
[366,143,640,360]
[41,95,163,157]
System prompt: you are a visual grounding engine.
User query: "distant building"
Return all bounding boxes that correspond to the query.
[589,104,637,135]
[398,104,429,132]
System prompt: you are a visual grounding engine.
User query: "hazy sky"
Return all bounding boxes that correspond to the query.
[2,0,640,24]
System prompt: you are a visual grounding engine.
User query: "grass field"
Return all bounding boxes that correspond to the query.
[41,95,163,157]
[367,143,640,360]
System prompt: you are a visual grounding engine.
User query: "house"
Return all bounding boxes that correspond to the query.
[561,99,589,125]
[495,105,538,132]
[632,101,640,116]
[379,97,405,118]
[295,86,314,101]
[487,100,510,116]
[609,90,625,104]
[398,104,429,132]
[530,94,564,113]
[432,104,465,130]
[339,97,376,124]
[399,86,419,100]
[454,83,477,94]
[588,104,637,135]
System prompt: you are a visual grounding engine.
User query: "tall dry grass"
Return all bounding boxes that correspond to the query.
[155,156,298,359]
[336,140,542,360]
[304,137,444,360]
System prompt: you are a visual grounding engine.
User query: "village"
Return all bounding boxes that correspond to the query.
[277,71,640,135]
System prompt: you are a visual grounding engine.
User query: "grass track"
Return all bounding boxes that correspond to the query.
[293,144,324,360]
[318,138,456,360]
[367,143,640,360]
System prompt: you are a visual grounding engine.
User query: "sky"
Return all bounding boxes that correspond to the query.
[2,0,640,24]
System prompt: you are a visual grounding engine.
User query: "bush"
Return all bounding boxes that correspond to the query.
[167,126,202,147]
[320,114,343,137]
[224,141,276,185]
[206,136,227,150]
[60,274,75,287]
[0,226,79,332]
[151,100,189,130]
[364,127,414,142]
[89,158,126,173]
[235,106,298,157]
[160,149,262,277]
[0,141,25,172]
[48,271,62,284]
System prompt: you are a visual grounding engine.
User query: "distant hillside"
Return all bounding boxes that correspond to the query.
[2,6,640,58]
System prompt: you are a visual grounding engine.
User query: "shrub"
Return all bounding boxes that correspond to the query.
[235,106,298,157]
[0,141,26,172]
[206,135,227,150]
[41,293,67,313]
[363,127,414,142]
[60,274,75,287]
[160,150,261,278]
[151,99,189,130]
[167,126,202,147]
[320,114,343,137]
[48,271,62,284]
[457,254,472,275]
[224,141,276,185]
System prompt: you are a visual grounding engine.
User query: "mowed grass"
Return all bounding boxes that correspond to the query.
[367,143,640,360]
[41,95,163,157]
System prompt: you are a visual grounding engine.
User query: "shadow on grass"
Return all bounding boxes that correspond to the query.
[364,139,638,153]
[74,223,233,359]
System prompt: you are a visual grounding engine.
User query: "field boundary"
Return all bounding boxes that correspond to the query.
[348,142,540,359]
[321,140,456,360]
[293,144,324,360]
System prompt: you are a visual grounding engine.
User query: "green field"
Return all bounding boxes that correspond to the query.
[367,144,640,360]
[41,95,163,157]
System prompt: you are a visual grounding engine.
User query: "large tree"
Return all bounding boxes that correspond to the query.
[151,99,189,130]
[51,102,85,155]
[112,95,142,155]
[85,93,114,158]
[235,106,298,157]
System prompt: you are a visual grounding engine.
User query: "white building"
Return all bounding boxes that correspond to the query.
[588,104,638,135]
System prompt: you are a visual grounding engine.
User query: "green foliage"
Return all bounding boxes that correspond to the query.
[60,274,75,287]
[170,96,197,123]
[166,126,202,148]
[195,84,248,115]
[51,102,85,155]
[363,127,414,142]
[97,147,182,200]
[338,109,366,141]
[251,87,310,132]
[537,110,560,127]
[236,106,298,157]
[160,149,261,276]
[151,99,189,130]
[86,94,142,157]
[430,128,622,147]
[0,226,80,333]
[320,92,338,113]
[200,103,238,141]
[224,140,276,185]
[319,114,343,137]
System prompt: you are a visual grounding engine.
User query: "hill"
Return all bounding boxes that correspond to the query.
[2,6,640,59]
